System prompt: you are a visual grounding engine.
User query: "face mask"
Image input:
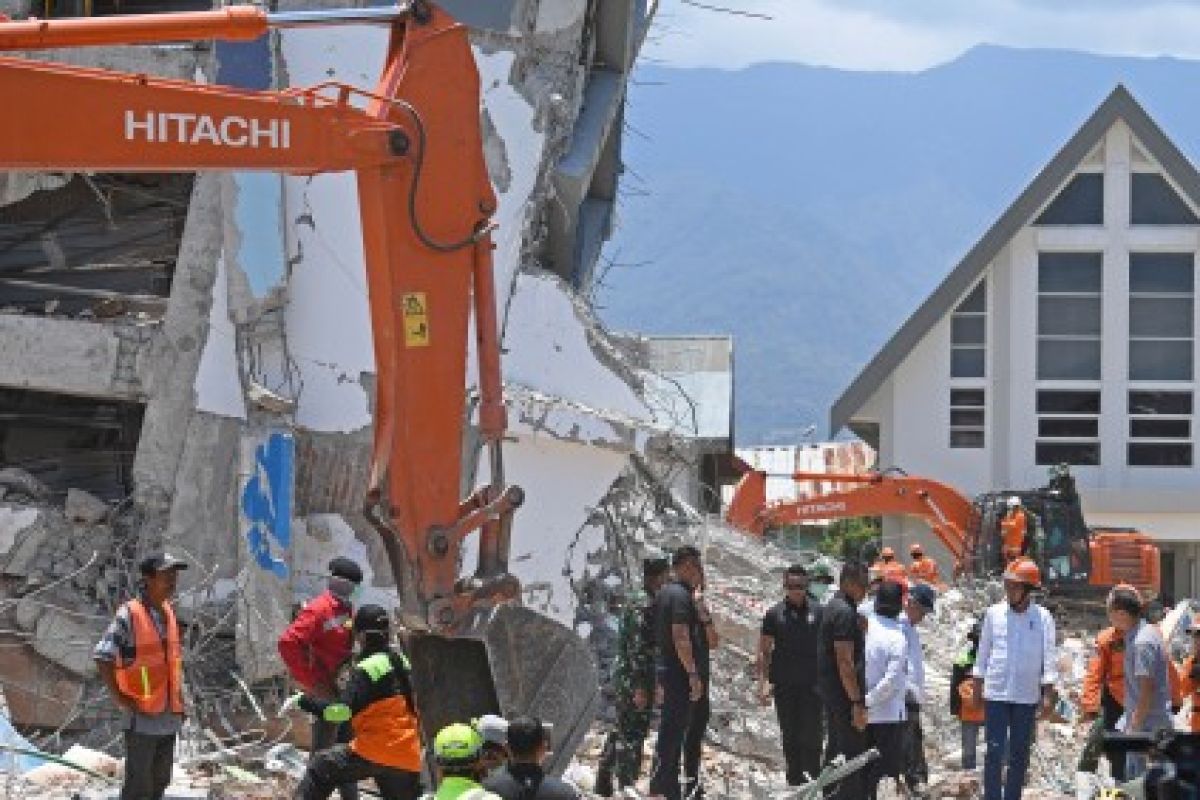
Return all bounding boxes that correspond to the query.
[810,583,830,602]
[329,576,356,601]
[350,584,364,604]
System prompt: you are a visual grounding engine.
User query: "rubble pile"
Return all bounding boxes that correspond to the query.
[570,517,1102,799]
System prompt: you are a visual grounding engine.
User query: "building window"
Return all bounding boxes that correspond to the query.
[1037,252,1102,380]
[950,279,986,378]
[1128,390,1193,466]
[1131,173,1199,225]
[1129,253,1194,381]
[949,389,985,448]
[1035,173,1103,225]
[1036,390,1100,465]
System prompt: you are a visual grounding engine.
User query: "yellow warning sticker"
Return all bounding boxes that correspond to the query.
[402,292,430,347]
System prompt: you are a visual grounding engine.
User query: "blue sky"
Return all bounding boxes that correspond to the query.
[650,0,1200,70]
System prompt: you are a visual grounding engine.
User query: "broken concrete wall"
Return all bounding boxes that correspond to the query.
[0,0,662,729]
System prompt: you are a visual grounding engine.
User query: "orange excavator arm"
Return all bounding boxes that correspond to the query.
[726,468,974,565]
[0,2,520,634]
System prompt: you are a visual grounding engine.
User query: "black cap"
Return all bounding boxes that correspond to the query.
[874,580,904,617]
[353,604,389,633]
[909,583,937,612]
[643,557,669,578]
[329,557,363,584]
[139,552,188,576]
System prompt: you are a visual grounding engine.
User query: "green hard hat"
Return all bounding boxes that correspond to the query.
[434,723,484,765]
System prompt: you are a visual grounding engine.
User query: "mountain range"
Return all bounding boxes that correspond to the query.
[597,45,1200,444]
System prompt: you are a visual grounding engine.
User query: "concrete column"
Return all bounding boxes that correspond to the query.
[131,173,223,547]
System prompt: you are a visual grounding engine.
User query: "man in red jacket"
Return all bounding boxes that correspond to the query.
[280,557,364,800]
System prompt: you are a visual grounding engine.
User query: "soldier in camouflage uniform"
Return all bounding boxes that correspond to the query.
[594,557,670,797]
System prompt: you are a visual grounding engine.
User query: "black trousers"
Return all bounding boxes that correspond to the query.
[121,731,175,800]
[296,745,421,800]
[867,722,908,800]
[649,670,711,800]
[822,703,867,800]
[773,684,824,785]
[312,717,359,800]
[1077,692,1127,781]
[904,704,928,787]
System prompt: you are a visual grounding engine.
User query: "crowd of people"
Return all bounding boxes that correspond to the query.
[90,542,1192,800]
[599,540,1188,800]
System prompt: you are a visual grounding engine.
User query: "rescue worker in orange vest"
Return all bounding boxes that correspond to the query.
[1076,624,1128,781]
[1180,614,1200,733]
[1000,497,1028,563]
[872,547,907,580]
[293,604,423,800]
[908,543,940,586]
[93,552,188,800]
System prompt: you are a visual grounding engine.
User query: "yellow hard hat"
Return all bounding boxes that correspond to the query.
[434,723,483,766]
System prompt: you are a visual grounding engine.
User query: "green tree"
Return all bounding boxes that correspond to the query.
[818,517,881,562]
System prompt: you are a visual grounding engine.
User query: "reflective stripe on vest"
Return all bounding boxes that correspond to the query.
[114,599,184,715]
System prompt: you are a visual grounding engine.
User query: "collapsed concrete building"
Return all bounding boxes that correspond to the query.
[0,0,740,747]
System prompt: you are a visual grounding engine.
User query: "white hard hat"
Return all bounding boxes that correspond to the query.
[1006,496,1021,507]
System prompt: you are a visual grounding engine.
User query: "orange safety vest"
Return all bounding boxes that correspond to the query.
[910,556,939,585]
[352,694,422,770]
[114,599,184,715]
[957,679,985,724]
[1001,509,1027,560]
[1080,627,1125,714]
[348,652,422,771]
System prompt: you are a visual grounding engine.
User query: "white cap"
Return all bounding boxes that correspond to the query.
[475,714,509,746]
[1007,496,1021,507]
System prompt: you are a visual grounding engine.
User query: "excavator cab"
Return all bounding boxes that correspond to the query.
[971,482,1092,589]
[973,466,1159,597]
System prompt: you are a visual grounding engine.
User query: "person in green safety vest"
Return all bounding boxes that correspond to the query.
[422,723,503,800]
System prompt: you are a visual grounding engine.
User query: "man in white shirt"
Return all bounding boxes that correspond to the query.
[971,558,1058,800]
[864,580,909,800]
[901,583,935,793]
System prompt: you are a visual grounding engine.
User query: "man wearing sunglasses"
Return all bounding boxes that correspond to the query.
[757,564,823,786]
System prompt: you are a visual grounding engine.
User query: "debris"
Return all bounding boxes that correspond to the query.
[0,468,48,503]
[64,489,108,525]
[18,743,118,785]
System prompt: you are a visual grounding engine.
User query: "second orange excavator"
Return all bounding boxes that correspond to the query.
[726,463,1160,597]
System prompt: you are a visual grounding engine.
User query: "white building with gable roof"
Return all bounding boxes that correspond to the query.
[832,87,1200,600]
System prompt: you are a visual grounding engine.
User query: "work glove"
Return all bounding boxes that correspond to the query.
[323,703,352,723]
[278,692,304,718]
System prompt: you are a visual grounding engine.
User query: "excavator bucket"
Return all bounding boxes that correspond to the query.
[725,469,769,536]
[406,604,599,774]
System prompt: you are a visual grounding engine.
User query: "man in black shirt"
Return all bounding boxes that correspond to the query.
[816,560,870,799]
[649,545,719,800]
[757,564,823,785]
[483,716,579,800]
